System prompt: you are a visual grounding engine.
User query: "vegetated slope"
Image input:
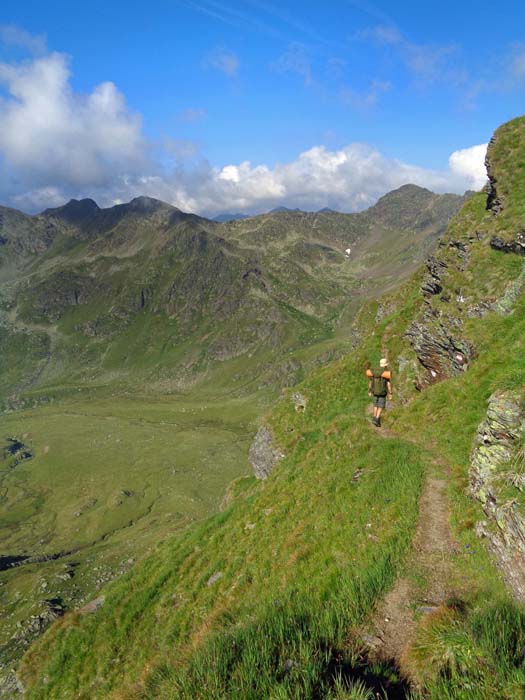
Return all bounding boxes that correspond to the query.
[0,185,465,407]
[20,116,525,699]
[0,185,465,693]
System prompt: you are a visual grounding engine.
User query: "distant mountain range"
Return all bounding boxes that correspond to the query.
[0,184,468,406]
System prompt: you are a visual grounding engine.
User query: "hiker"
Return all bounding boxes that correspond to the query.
[366,359,392,427]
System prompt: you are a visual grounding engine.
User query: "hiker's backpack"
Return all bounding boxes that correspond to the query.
[366,368,391,396]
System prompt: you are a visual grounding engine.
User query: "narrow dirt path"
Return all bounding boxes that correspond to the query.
[360,421,457,670]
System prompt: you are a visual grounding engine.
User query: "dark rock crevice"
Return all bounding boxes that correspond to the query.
[421,256,448,297]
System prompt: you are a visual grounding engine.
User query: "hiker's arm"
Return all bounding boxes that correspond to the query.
[367,379,372,396]
[387,380,392,398]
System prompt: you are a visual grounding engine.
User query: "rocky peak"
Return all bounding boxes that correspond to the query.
[365,184,465,233]
[42,198,100,224]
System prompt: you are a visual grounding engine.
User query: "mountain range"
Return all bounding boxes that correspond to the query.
[0,184,467,407]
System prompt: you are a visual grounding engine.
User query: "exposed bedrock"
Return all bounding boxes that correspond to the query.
[470,390,525,601]
[485,134,504,215]
[490,233,525,256]
[405,309,473,387]
[420,255,448,297]
[248,425,284,479]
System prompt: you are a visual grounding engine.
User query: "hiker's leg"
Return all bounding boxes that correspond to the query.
[376,397,386,426]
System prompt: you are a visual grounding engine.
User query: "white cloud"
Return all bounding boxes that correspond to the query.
[99,142,485,217]
[511,46,525,79]
[0,36,487,216]
[340,79,391,110]
[448,144,488,190]
[0,51,149,197]
[206,48,239,77]
[464,44,525,109]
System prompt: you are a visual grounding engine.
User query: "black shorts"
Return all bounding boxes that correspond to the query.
[373,395,386,408]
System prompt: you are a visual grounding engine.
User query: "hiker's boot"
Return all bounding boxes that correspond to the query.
[371,416,379,426]
[376,417,381,427]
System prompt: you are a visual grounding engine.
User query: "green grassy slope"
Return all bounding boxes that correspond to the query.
[19,117,525,699]
[0,393,261,680]
[0,186,466,691]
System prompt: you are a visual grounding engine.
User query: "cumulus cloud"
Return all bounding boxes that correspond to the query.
[0,35,487,216]
[88,142,486,217]
[449,144,488,191]
[0,50,149,201]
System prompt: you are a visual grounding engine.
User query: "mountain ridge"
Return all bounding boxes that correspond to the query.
[0,184,467,406]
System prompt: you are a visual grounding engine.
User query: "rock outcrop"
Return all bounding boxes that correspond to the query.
[485,135,504,215]
[490,233,525,256]
[421,256,448,297]
[470,390,525,600]
[405,308,472,386]
[248,425,284,479]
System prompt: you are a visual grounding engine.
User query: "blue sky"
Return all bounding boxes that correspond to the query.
[0,0,524,214]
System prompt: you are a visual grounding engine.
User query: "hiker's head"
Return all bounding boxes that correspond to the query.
[380,358,388,368]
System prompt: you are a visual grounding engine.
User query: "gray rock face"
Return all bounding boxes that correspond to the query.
[421,256,448,296]
[470,390,525,600]
[249,425,284,479]
[375,301,397,322]
[405,308,473,387]
[0,671,24,699]
[485,135,504,215]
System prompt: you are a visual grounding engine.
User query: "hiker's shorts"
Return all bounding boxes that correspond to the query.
[373,395,386,409]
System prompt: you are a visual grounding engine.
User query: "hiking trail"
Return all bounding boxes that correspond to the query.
[360,416,458,674]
